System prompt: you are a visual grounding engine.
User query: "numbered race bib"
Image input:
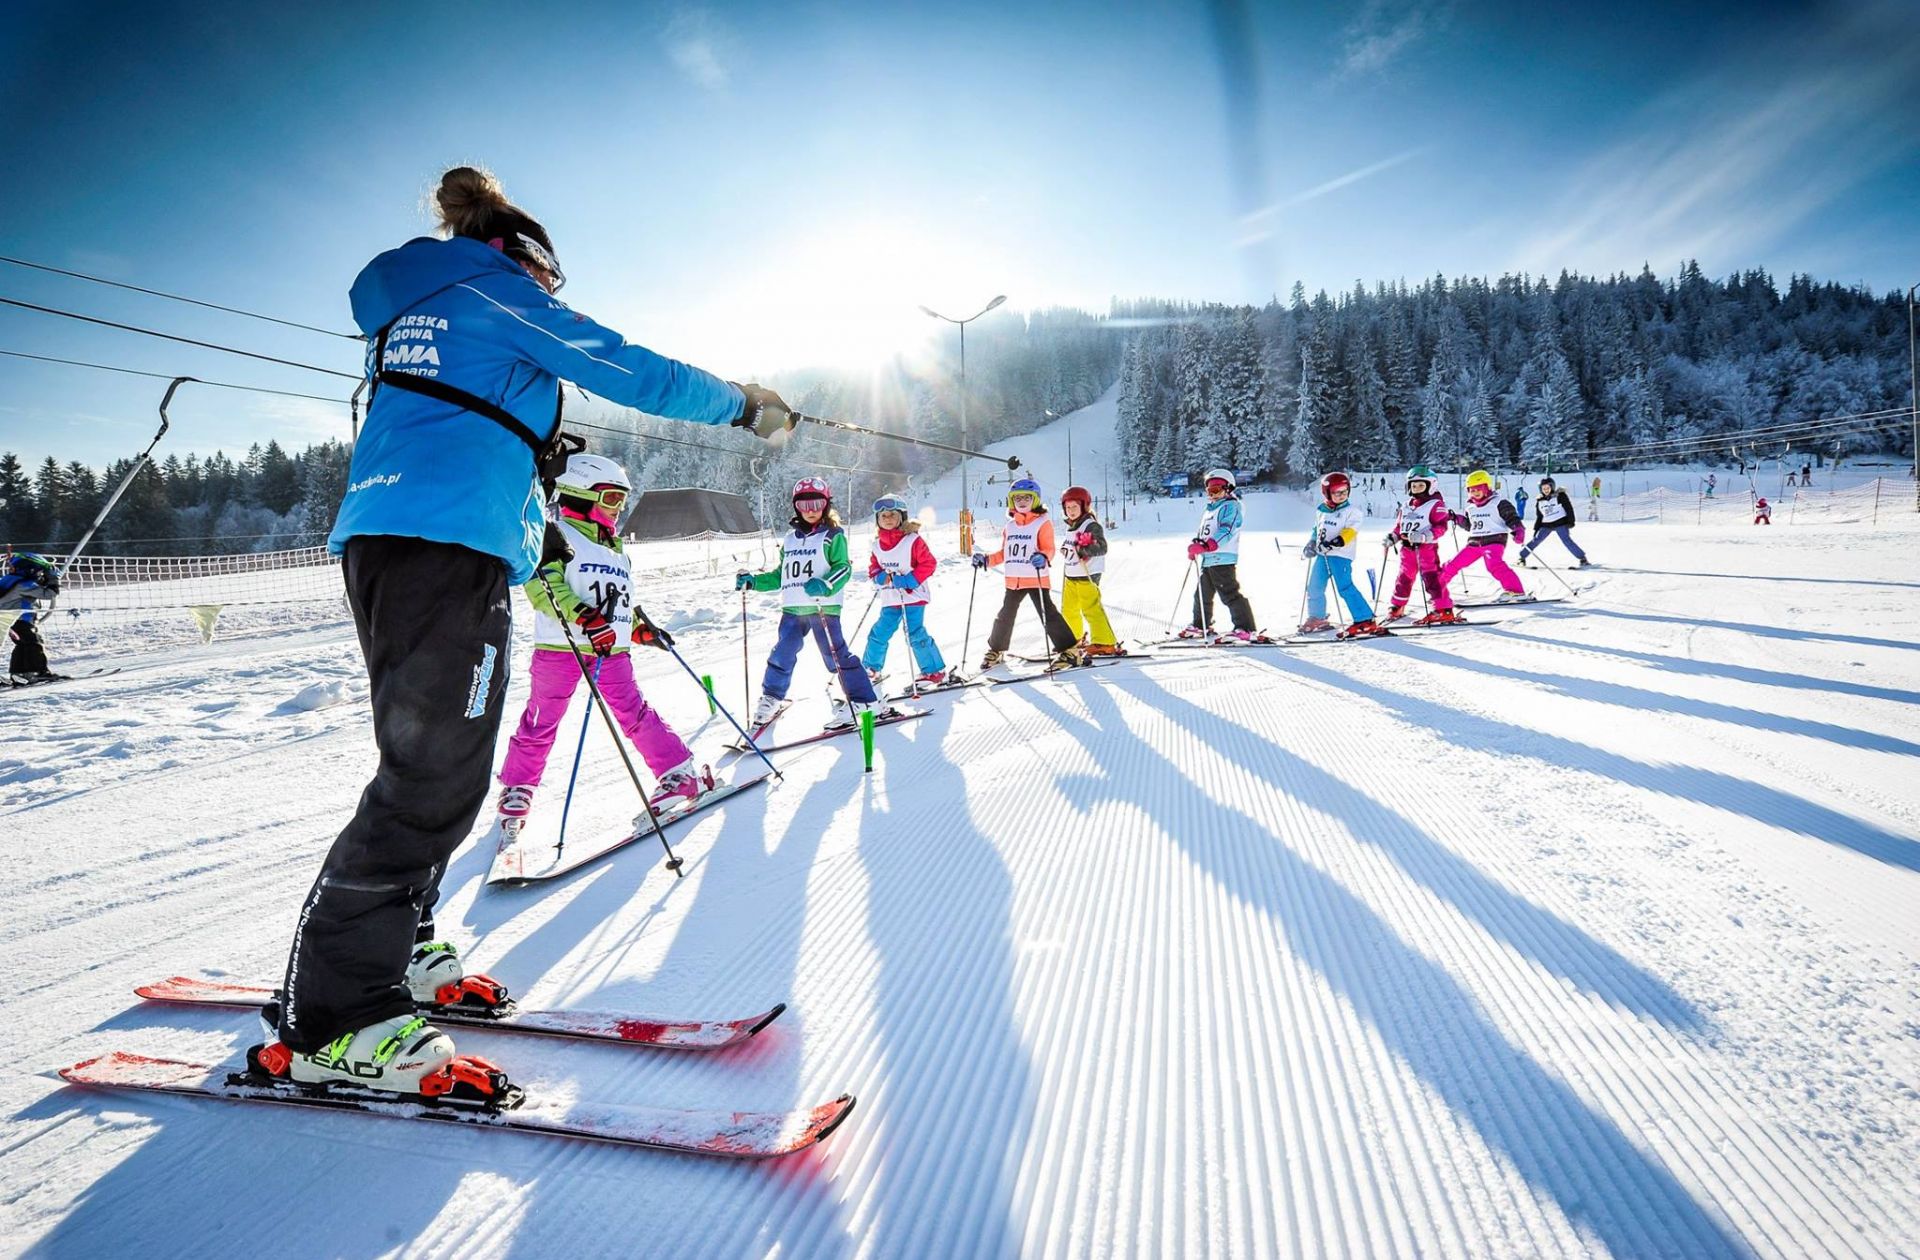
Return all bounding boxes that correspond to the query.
[780,529,830,603]
[1463,499,1508,537]
[532,524,631,647]
[873,534,924,605]
[1538,495,1568,525]
[1001,518,1044,582]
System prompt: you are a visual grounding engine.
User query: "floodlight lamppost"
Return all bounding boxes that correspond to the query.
[1908,282,1919,510]
[921,295,1007,522]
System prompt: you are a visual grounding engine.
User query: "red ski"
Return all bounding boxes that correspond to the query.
[60,1052,854,1159]
[135,976,784,1051]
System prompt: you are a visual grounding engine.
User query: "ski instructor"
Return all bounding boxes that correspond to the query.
[257,166,794,1096]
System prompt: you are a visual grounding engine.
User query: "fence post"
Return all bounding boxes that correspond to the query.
[1873,477,1882,526]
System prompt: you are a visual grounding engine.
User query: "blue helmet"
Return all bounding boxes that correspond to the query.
[871,494,909,520]
[1006,477,1042,509]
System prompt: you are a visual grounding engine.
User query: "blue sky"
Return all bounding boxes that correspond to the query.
[4,0,1917,470]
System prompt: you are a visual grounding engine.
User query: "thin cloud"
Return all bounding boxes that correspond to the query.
[1237,148,1427,245]
[1338,1,1448,78]
[665,9,728,91]
[1508,4,1920,278]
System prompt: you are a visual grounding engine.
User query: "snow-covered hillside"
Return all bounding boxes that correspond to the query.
[5,400,1920,1258]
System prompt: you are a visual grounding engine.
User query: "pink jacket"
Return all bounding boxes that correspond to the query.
[1393,492,1450,546]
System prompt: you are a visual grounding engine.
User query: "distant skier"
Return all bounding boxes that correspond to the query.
[1438,470,1528,602]
[1589,475,1602,520]
[973,477,1082,670]
[1518,476,1591,568]
[493,453,703,845]
[1754,497,1772,525]
[1,552,59,681]
[739,478,884,728]
[1384,465,1461,625]
[1178,468,1258,641]
[1297,472,1384,638]
[265,164,795,1098]
[860,494,946,687]
[1514,483,1530,524]
[1704,473,1717,498]
[1057,485,1122,655]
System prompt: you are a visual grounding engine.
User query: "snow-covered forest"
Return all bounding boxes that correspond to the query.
[1116,263,1916,489]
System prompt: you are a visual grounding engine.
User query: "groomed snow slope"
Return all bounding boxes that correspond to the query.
[4,417,1919,1257]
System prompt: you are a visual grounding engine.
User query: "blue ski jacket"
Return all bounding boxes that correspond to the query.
[329,236,745,583]
[0,572,49,623]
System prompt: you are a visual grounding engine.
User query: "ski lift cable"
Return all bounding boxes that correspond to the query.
[0,347,353,405]
[0,295,362,380]
[0,254,364,341]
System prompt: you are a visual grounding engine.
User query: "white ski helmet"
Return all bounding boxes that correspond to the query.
[557,452,631,497]
[1204,467,1236,491]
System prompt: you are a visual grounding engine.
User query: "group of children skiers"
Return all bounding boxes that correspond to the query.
[486,455,1596,839]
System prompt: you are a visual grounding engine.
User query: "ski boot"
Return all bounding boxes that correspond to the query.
[1297,616,1334,634]
[408,942,511,1013]
[1414,608,1466,627]
[648,758,712,809]
[1175,625,1207,640]
[1084,643,1124,657]
[979,649,1006,671]
[914,669,947,686]
[1518,555,1532,568]
[1383,604,1410,622]
[1219,629,1256,645]
[751,694,786,726]
[495,784,534,841]
[1338,619,1390,639]
[248,1018,515,1106]
[1046,645,1087,672]
[1495,590,1531,603]
[1576,558,1591,568]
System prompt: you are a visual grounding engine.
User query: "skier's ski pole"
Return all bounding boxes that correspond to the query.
[1527,547,1581,597]
[642,604,782,781]
[793,411,1019,468]
[1167,559,1192,634]
[740,587,751,714]
[848,586,880,646]
[539,578,684,876]
[1282,538,1311,632]
[1194,558,1212,637]
[958,555,981,676]
[554,657,602,856]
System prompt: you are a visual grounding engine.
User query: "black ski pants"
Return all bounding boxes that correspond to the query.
[278,536,511,1052]
[986,586,1077,654]
[8,618,49,675]
[1192,562,1255,633]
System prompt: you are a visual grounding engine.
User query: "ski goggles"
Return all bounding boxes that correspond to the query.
[494,232,566,294]
[591,485,628,512]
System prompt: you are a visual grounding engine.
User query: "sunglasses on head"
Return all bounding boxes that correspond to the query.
[494,232,566,293]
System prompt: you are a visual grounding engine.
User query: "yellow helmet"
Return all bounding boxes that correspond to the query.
[1465,469,1493,493]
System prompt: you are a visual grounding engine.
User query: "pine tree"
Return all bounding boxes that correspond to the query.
[1290,321,1333,477]
[1345,325,1397,471]
[1520,351,1584,467]
[0,453,39,545]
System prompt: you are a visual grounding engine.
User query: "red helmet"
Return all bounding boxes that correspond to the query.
[1061,485,1093,513]
[791,476,831,503]
[1320,472,1351,503]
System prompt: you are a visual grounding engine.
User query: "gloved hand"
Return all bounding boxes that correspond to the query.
[1030,552,1049,572]
[971,553,989,570]
[575,609,618,656]
[1074,530,1093,548]
[871,570,890,585]
[631,612,674,650]
[728,382,795,441]
[1512,526,1526,547]
[893,573,919,591]
[1300,539,1318,558]
[803,578,830,597]
[734,571,753,591]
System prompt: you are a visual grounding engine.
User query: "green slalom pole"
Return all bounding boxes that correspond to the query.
[700,673,716,714]
[860,708,876,773]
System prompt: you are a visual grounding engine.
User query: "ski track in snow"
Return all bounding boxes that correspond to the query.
[4,406,1919,1257]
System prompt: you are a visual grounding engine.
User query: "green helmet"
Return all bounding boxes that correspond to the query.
[1405,464,1437,491]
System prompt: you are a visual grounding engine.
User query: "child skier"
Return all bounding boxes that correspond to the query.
[739,477,883,728]
[1518,475,1590,567]
[1297,472,1384,638]
[1057,485,1122,655]
[860,494,946,686]
[493,454,701,839]
[1438,469,1529,602]
[1180,468,1258,640]
[972,477,1082,670]
[1754,496,1772,525]
[1,552,60,681]
[1385,465,1461,625]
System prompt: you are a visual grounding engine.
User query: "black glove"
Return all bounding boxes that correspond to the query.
[729,383,795,441]
[541,521,575,568]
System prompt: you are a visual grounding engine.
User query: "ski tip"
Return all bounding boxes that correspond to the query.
[813,1093,857,1145]
[746,1002,788,1038]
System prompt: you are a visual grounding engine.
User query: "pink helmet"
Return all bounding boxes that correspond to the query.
[791,476,831,503]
